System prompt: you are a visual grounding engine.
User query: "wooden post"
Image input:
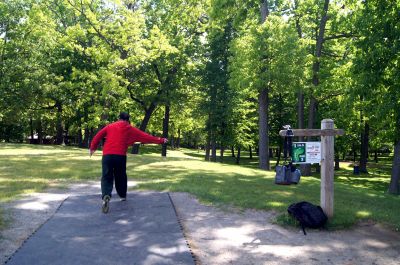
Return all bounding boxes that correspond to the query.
[321,119,334,217]
[279,122,343,218]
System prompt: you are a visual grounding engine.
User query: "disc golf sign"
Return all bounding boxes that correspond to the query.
[292,142,321,164]
[279,119,344,218]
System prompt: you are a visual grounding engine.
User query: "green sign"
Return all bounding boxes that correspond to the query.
[291,142,321,164]
[292,143,306,163]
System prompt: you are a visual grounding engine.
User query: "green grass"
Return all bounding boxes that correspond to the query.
[0,143,399,232]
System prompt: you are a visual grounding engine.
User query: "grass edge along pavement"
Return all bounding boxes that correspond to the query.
[0,143,399,232]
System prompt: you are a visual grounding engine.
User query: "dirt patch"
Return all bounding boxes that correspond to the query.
[1,185,400,265]
[170,192,400,265]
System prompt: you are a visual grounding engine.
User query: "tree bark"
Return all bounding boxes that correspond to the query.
[236,147,241,164]
[231,146,235,157]
[55,101,63,145]
[275,147,282,167]
[353,147,357,162]
[161,105,170,157]
[303,0,330,176]
[389,113,400,194]
[220,145,224,162]
[211,136,217,162]
[131,103,157,154]
[334,155,340,170]
[258,88,270,170]
[388,140,400,194]
[257,0,270,170]
[359,122,369,173]
[30,117,34,144]
[260,0,269,23]
[297,90,305,142]
[37,117,43,144]
[177,128,181,149]
[249,146,253,159]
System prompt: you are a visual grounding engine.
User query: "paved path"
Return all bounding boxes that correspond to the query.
[7,192,195,265]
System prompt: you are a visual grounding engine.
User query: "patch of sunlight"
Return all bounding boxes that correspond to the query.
[340,162,353,170]
[149,244,188,256]
[0,178,47,183]
[349,176,388,182]
[51,167,69,173]
[271,191,293,196]
[0,149,70,156]
[266,201,285,207]
[7,157,30,161]
[215,180,224,183]
[145,179,176,184]
[356,210,371,218]
[72,237,89,242]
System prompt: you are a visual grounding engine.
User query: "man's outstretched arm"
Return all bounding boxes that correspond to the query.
[89,126,107,156]
[127,126,167,145]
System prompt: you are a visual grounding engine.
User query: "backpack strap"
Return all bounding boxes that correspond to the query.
[301,224,307,235]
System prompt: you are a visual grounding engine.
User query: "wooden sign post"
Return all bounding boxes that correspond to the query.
[279,119,344,218]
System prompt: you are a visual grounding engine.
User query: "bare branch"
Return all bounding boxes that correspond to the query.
[126,84,146,108]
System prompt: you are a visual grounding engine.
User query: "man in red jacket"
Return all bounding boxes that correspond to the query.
[90,112,167,213]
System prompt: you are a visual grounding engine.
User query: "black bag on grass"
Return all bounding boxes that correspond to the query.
[287,201,327,235]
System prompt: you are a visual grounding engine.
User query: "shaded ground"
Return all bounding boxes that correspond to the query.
[1,182,400,265]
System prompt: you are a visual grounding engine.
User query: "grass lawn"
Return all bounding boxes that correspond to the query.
[0,143,399,232]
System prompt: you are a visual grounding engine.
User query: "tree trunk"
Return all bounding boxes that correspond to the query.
[300,164,312,176]
[297,90,304,141]
[374,150,378,163]
[303,0,330,176]
[205,130,211,161]
[30,117,34,143]
[77,127,83,147]
[211,136,217,162]
[388,140,400,194]
[131,104,157,154]
[56,102,63,145]
[275,147,281,167]
[161,105,170,157]
[236,147,241,164]
[258,88,270,170]
[360,122,369,173]
[352,143,357,162]
[231,146,235,157]
[249,146,253,159]
[260,0,269,22]
[220,145,224,162]
[177,128,181,149]
[258,0,270,170]
[334,155,340,170]
[388,113,400,194]
[307,96,318,138]
[37,118,43,144]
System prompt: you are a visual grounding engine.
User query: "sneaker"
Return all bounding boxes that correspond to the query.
[102,195,111,213]
[120,197,126,201]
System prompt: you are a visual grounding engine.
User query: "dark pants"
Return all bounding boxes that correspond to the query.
[101,155,127,199]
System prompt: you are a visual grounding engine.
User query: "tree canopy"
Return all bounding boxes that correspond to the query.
[1,0,399,193]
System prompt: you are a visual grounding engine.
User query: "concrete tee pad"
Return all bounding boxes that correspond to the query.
[7,192,195,265]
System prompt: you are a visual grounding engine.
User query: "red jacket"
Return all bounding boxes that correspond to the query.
[90,120,164,156]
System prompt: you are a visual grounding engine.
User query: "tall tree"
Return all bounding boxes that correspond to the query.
[353,0,400,194]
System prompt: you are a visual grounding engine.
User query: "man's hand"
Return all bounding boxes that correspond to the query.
[89,149,95,157]
[163,138,168,144]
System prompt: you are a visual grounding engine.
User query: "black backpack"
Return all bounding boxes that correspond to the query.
[287,201,328,235]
